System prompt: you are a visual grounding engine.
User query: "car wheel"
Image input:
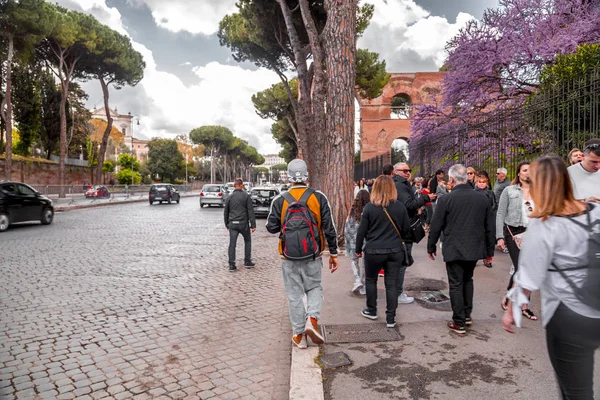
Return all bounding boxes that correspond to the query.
[0,213,9,232]
[40,207,54,225]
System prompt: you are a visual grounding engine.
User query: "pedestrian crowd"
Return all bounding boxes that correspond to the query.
[224,138,600,399]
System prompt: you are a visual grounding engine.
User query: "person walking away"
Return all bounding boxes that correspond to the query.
[355,175,411,328]
[266,159,338,349]
[568,139,600,203]
[568,148,584,165]
[428,164,495,334]
[393,163,437,304]
[345,190,371,295]
[496,162,538,319]
[502,156,600,399]
[224,178,256,272]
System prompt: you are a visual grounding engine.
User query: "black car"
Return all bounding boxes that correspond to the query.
[250,187,280,217]
[0,181,54,232]
[149,184,180,205]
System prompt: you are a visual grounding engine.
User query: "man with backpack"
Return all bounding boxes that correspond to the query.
[266,159,339,349]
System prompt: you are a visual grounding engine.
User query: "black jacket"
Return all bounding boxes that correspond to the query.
[427,184,495,262]
[355,201,410,253]
[393,174,431,220]
[224,189,256,229]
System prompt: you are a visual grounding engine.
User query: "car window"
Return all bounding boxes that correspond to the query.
[17,184,36,196]
[252,190,277,198]
[0,183,17,195]
[204,186,221,193]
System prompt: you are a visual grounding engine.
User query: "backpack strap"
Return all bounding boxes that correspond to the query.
[281,191,296,206]
[298,188,315,205]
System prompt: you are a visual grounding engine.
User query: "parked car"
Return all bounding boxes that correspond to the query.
[149,184,180,205]
[0,182,54,232]
[85,185,110,199]
[199,184,229,208]
[250,187,280,217]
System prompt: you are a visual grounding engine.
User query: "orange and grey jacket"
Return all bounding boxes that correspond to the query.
[266,185,338,258]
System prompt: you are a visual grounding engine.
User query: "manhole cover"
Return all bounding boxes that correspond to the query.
[319,352,352,369]
[404,278,447,291]
[415,291,452,311]
[322,324,403,343]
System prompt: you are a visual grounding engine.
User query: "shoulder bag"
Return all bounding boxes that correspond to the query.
[383,207,412,266]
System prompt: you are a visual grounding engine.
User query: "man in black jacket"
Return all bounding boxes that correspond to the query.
[224,178,256,272]
[392,163,436,304]
[427,164,495,334]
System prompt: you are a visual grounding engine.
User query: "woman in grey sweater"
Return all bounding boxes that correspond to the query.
[496,162,537,319]
[502,156,600,399]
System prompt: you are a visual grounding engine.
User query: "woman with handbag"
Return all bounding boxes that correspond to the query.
[502,156,600,399]
[355,175,411,328]
[496,161,537,320]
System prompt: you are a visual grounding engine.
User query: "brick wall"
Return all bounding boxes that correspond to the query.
[0,159,102,185]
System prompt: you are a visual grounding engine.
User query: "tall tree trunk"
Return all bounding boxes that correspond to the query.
[210,147,214,183]
[96,76,113,184]
[1,35,14,180]
[59,80,68,197]
[323,0,357,240]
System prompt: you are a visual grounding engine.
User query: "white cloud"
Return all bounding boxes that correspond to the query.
[54,0,283,155]
[140,0,238,35]
[360,0,475,71]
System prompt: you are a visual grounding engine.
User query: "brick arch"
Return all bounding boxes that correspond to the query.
[359,72,445,161]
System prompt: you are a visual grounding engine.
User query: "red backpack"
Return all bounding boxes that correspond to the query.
[280,189,321,260]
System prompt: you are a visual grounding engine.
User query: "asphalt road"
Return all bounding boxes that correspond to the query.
[0,198,291,400]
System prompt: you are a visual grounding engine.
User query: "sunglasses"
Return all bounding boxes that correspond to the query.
[584,143,600,151]
[525,200,533,212]
[396,169,412,173]
[467,172,474,175]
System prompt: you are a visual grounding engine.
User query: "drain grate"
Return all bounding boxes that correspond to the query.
[322,323,403,343]
[415,291,452,311]
[319,352,352,369]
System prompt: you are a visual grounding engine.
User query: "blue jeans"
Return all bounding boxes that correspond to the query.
[281,258,323,335]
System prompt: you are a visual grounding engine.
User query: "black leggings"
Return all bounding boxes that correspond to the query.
[504,224,526,291]
[546,303,600,399]
[364,251,403,324]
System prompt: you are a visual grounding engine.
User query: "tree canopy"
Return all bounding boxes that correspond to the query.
[146,138,184,183]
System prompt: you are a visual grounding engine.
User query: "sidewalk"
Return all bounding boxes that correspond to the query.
[290,241,600,399]
[52,192,199,212]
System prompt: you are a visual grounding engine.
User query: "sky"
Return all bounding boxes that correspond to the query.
[55,0,499,155]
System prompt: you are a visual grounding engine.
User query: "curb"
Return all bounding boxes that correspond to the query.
[289,346,324,400]
[54,193,198,212]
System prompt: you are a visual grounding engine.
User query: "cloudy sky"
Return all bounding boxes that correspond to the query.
[56,0,498,155]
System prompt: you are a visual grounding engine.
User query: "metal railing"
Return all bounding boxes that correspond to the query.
[28,184,193,197]
[354,153,391,181]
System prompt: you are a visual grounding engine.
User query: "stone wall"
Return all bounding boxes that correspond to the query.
[0,159,100,185]
[359,72,445,161]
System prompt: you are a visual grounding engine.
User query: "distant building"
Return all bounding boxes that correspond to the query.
[257,154,285,169]
[91,107,149,162]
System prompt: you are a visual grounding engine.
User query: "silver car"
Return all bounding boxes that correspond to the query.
[199,184,229,208]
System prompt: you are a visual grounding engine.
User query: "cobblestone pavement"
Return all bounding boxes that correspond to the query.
[0,198,291,399]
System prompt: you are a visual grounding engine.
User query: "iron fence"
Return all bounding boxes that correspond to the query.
[354,153,391,181]
[408,68,600,178]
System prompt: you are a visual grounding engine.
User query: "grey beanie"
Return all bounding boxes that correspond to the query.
[287,159,308,183]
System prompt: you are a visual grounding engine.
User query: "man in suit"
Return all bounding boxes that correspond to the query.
[427,164,495,334]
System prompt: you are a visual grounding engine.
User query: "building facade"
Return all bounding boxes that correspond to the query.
[91,107,149,162]
[359,72,445,161]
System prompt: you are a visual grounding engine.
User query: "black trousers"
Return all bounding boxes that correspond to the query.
[364,251,403,324]
[546,303,600,400]
[228,223,251,265]
[504,224,526,291]
[445,260,477,326]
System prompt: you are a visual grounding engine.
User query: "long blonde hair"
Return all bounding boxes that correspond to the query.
[529,156,585,221]
[370,175,397,208]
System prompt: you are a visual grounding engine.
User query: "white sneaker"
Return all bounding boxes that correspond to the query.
[352,281,363,294]
[359,287,366,295]
[398,293,414,304]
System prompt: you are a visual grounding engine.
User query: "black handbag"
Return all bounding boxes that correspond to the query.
[383,207,412,266]
[410,218,426,244]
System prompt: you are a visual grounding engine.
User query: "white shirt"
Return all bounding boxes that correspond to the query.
[568,163,600,199]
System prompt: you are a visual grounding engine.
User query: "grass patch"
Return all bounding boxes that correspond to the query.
[0,154,57,164]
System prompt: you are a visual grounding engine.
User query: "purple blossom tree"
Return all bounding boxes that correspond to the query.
[410,0,600,172]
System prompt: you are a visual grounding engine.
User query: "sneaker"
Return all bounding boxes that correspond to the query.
[465,317,472,326]
[229,264,237,272]
[359,287,366,295]
[502,248,509,254]
[447,321,466,334]
[484,262,493,268]
[244,261,255,268]
[361,309,377,320]
[386,321,396,328]
[292,333,308,349]
[378,269,384,277]
[397,293,414,304]
[352,281,363,294]
[304,317,325,344]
